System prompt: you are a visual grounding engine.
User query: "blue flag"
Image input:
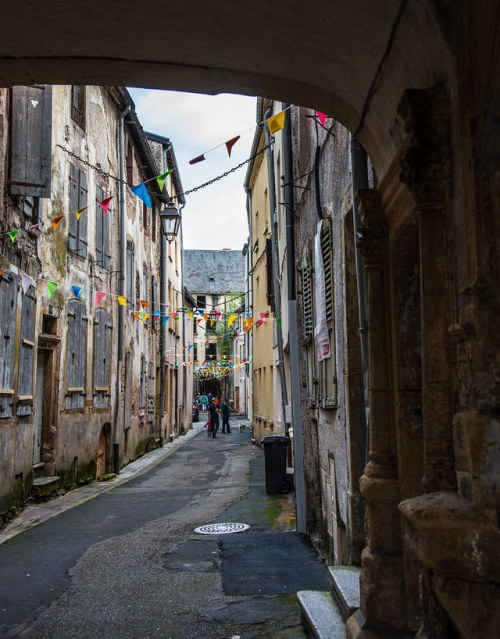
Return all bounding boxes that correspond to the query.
[71,285,81,299]
[131,183,152,209]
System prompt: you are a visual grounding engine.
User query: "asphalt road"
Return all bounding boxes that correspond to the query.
[0,417,329,638]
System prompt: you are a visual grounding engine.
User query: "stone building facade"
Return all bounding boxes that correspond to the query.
[0,86,189,521]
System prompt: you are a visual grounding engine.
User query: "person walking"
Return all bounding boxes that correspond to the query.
[208,400,218,438]
[221,399,232,434]
[201,394,208,411]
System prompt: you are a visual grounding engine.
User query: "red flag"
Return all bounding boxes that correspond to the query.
[140,300,149,309]
[189,154,205,165]
[52,215,64,231]
[100,196,113,214]
[225,135,240,157]
[316,111,327,127]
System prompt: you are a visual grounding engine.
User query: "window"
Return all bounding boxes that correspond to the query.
[143,201,149,235]
[266,238,275,311]
[139,357,146,417]
[151,206,157,243]
[71,86,86,129]
[301,251,317,407]
[68,164,88,257]
[0,270,18,418]
[17,283,36,416]
[151,275,158,329]
[206,343,217,361]
[66,299,87,409]
[95,186,110,269]
[126,240,134,309]
[13,196,42,224]
[316,219,337,408]
[93,308,112,407]
[126,141,134,186]
[10,85,52,199]
[148,362,155,429]
[197,295,206,310]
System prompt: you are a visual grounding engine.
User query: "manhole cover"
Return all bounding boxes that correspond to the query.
[194,522,250,535]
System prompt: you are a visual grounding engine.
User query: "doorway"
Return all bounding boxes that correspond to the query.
[96,423,111,477]
[33,348,56,472]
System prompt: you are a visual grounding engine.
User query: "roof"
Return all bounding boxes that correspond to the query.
[183,250,246,294]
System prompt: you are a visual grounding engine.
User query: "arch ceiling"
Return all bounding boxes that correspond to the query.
[0,0,451,176]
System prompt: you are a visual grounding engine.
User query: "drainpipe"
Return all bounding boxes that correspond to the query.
[350,136,370,464]
[180,203,186,415]
[282,103,306,534]
[264,104,288,434]
[159,147,168,428]
[244,188,254,423]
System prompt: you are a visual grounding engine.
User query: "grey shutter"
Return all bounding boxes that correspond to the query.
[320,219,334,322]
[69,164,79,253]
[66,299,86,409]
[301,252,313,337]
[78,170,87,257]
[148,362,155,429]
[0,271,18,418]
[10,85,52,198]
[93,308,111,407]
[17,284,36,416]
[126,241,134,309]
[139,357,146,414]
[102,194,110,270]
[95,186,104,267]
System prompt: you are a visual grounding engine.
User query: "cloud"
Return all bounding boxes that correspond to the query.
[128,88,256,250]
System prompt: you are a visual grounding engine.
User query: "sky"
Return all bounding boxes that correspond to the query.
[127,88,257,251]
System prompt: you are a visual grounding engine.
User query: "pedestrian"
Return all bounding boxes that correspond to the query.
[207,392,213,406]
[221,399,232,433]
[201,394,207,411]
[208,400,219,438]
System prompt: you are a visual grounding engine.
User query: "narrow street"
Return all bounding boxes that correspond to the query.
[0,415,330,639]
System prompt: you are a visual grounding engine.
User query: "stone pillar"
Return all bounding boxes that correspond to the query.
[347,190,406,637]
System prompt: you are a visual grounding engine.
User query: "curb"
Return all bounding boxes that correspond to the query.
[0,427,202,546]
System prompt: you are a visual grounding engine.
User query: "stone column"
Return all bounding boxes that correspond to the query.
[347,190,406,637]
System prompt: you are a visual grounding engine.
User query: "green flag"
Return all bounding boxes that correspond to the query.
[157,170,173,192]
[9,229,19,243]
[47,281,58,298]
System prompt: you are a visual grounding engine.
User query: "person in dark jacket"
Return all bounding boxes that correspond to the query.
[208,400,219,438]
[221,400,232,433]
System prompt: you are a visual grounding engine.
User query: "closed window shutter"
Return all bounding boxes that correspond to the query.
[126,240,134,309]
[66,299,86,409]
[17,284,36,416]
[103,195,111,270]
[265,238,275,310]
[321,220,334,322]
[10,85,52,198]
[93,308,111,407]
[78,171,87,256]
[318,219,337,409]
[301,253,313,338]
[139,357,146,413]
[148,362,155,426]
[95,186,104,267]
[0,271,18,418]
[68,164,79,253]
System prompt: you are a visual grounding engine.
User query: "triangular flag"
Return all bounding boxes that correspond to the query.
[47,281,58,299]
[100,196,113,214]
[189,154,205,165]
[267,110,285,134]
[188,312,193,320]
[134,311,141,321]
[95,292,106,308]
[225,135,240,157]
[316,111,327,127]
[9,230,19,244]
[245,317,253,333]
[52,215,64,231]
[71,286,81,298]
[228,313,238,327]
[75,206,88,220]
[0,268,4,278]
[131,183,152,208]
[198,309,204,318]
[153,313,159,321]
[117,296,127,306]
[196,319,203,325]
[21,274,33,295]
[142,313,150,323]
[140,300,149,309]
[162,316,169,327]
[156,170,173,191]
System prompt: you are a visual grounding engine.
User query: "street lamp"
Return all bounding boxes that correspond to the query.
[160,201,181,243]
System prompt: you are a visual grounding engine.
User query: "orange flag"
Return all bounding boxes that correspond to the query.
[52,215,64,231]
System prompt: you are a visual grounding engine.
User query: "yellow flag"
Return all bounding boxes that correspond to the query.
[267,111,285,134]
[142,313,150,323]
[75,206,88,220]
[117,296,127,306]
[228,313,238,327]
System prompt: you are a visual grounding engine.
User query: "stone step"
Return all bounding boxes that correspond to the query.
[31,476,60,500]
[297,590,346,639]
[328,566,361,620]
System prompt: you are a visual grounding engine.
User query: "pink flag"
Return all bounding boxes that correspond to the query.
[100,196,113,214]
[316,111,327,127]
[95,292,106,308]
[225,136,240,157]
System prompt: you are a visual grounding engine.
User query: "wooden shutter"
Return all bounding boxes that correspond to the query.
[139,357,146,414]
[301,252,313,338]
[126,240,134,308]
[0,270,18,418]
[69,164,79,253]
[17,284,36,416]
[66,299,86,409]
[10,85,52,198]
[95,186,104,267]
[265,238,275,310]
[102,195,111,270]
[320,219,334,322]
[78,170,87,257]
[148,362,155,427]
[93,308,111,407]
[318,220,337,409]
